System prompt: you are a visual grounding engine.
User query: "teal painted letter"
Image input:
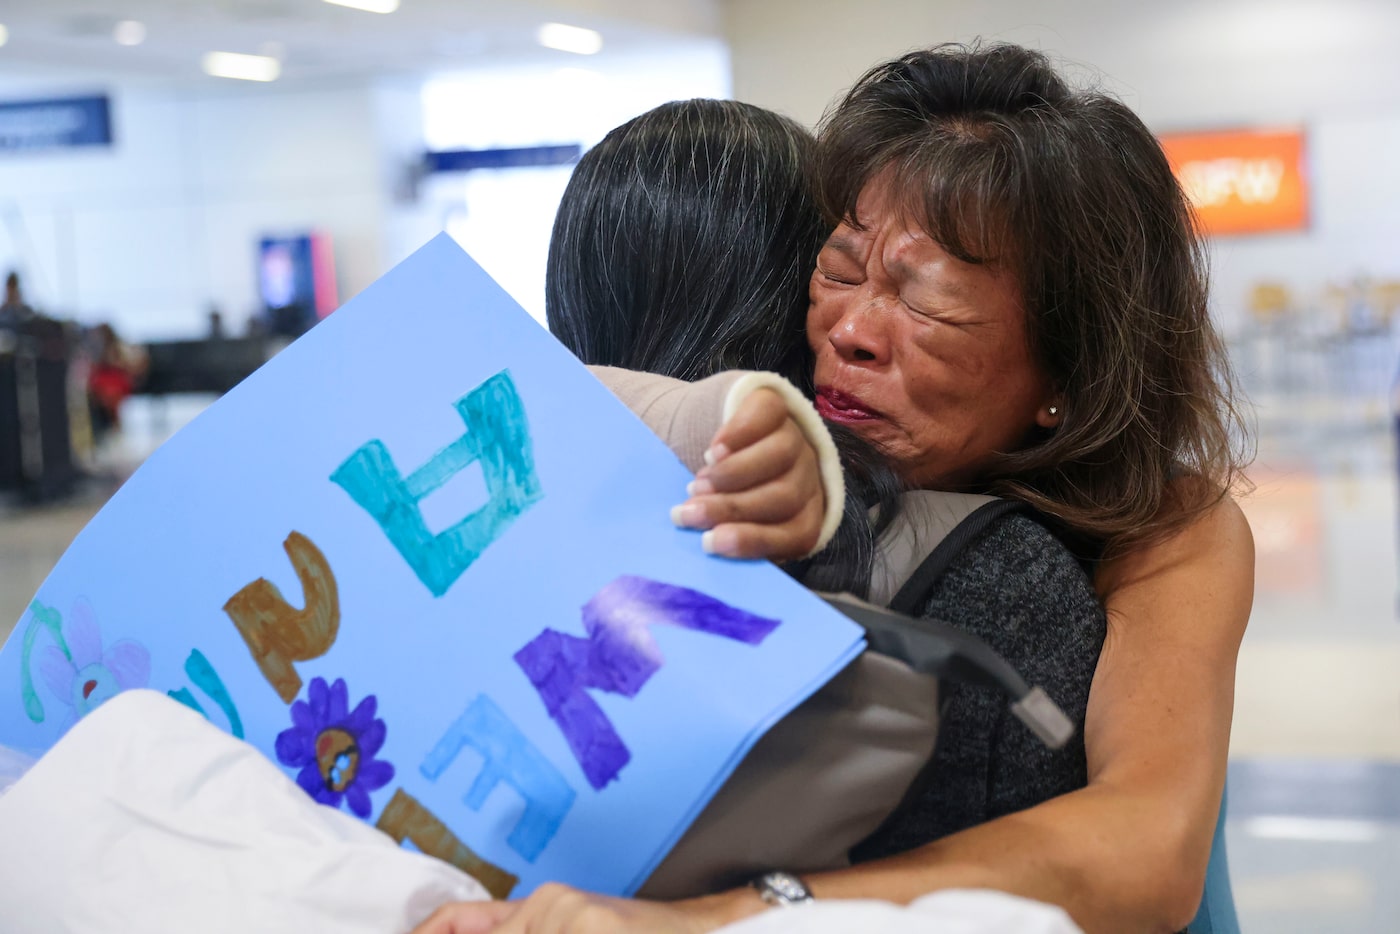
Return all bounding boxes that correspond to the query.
[330,370,543,597]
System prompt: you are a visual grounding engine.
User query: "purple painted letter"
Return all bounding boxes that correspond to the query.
[514,575,781,790]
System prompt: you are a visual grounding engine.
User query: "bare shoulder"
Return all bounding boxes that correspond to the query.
[1095,487,1255,597]
[1096,489,1255,649]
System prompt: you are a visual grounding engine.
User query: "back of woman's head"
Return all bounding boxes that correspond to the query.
[547,99,826,388]
[549,98,902,596]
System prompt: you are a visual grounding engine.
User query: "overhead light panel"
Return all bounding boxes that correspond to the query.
[323,0,400,12]
[114,20,146,46]
[0,24,8,48]
[537,23,602,55]
[202,51,281,82]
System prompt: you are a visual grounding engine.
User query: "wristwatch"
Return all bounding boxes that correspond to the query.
[750,871,814,907]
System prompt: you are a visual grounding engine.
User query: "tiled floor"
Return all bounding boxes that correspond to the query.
[1227,760,1400,932]
[4,380,1400,931]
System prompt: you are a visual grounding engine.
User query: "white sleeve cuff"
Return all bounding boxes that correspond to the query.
[721,372,846,559]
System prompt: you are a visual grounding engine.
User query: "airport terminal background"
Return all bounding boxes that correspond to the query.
[1,1,1399,929]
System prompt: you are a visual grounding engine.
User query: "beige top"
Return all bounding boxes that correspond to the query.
[588,365,747,473]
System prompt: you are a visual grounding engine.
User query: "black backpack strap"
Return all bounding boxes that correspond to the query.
[888,498,1028,615]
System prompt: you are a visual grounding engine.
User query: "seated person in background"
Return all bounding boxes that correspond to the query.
[420,41,1253,934]
[86,322,145,440]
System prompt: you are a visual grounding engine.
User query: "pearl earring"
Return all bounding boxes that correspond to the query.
[1048,405,1059,417]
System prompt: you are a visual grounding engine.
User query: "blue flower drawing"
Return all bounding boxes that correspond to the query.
[36,598,150,724]
[275,677,394,818]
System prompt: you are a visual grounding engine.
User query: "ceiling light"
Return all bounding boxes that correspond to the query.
[537,23,602,56]
[323,0,400,13]
[0,24,8,48]
[202,51,281,83]
[113,20,146,46]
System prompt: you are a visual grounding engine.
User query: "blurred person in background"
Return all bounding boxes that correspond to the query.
[0,271,35,332]
[85,322,145,442]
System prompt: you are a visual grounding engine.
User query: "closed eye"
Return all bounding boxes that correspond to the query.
[901,296,972,328]
[815,263,861,286]
[900,295,938,319]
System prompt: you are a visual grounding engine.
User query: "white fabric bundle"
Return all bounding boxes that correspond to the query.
[0,689,1081,934]
[0,690,487,934]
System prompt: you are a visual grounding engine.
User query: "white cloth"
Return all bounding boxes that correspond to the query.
[0,744,34,797]
[718,890,1084,934]
[0,691,1079,934]
[0,689,487,934]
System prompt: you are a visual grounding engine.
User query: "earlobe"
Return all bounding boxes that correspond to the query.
[1036,400,1063,429]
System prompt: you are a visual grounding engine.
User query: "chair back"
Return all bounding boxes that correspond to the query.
[1189,785,1240,934]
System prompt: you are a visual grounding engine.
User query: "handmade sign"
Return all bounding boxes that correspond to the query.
[0,234,865,897]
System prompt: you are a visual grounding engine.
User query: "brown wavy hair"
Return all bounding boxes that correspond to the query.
[818,42,1253,556]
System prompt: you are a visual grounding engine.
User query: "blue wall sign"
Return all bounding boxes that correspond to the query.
[424,144,581,174]
[0,95,113,153]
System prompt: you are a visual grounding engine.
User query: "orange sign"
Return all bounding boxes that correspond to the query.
[1158,128,1308,236]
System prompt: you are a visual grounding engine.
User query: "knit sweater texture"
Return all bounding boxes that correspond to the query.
[852,511,1107,859]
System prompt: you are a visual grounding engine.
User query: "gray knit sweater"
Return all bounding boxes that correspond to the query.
[852,511,1107,859]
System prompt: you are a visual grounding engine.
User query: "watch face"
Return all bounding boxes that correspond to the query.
[757,871,813,905]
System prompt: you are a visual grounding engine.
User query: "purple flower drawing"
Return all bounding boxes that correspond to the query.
[275,677,394,818]
[37,599,151,724]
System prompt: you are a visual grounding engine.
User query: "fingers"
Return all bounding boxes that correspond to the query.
[676,475,819,530]
[703,508,826,561]
[706,388,788,463]
[507,883,599,934]
[410,900,516,934]
[484,884,664,934]
[673,452,825,561]
[672,385,829,562]
[693,416,808,496]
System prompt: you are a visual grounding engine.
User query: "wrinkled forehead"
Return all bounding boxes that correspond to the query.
[849,158,1018,272]
[819,114,1029,273]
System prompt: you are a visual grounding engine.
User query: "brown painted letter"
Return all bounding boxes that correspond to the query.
[375,788,518,898]
[223,531,340,703]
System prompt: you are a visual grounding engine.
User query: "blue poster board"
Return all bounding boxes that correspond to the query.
[0,234,864,897]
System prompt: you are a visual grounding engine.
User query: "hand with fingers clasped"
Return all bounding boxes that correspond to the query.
[669,386,830,562]
[411,883,724,934]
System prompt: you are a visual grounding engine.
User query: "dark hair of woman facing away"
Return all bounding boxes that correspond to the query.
[818,42,1253,556]
[547,98,902,595]
[548,99,819,386]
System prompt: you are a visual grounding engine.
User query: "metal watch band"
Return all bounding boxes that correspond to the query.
[751,871,814,907]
